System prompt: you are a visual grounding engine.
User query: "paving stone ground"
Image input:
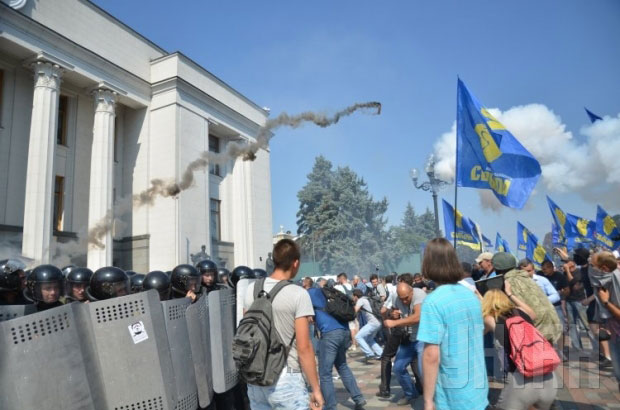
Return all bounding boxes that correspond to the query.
[330,346,620,409]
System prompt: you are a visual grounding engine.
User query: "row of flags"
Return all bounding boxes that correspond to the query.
[442,197,619,269]
[444,79,617,267]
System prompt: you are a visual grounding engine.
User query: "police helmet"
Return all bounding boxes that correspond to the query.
[171,264,201,297]
[230,265,255,288]
[0,259,25,291]
[217,267,230,284]
[65,267,93,302]
[143,270,171,301]
[126,270,137,277]
[61,265,78,277]
[253,268,268,279]
[26,264,64,304]
[196,259,218,285]
[130,274,146,294]
[87,267,129,301]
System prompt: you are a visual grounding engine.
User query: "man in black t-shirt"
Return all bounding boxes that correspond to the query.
[539,260,569,353]
[562,260,596,351]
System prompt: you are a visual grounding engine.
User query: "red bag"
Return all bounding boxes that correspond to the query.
[505,315,560,377]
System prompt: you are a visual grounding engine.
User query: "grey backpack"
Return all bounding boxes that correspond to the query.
[232,278,293,386]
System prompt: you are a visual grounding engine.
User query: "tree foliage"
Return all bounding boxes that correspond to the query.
[296,156,438,275]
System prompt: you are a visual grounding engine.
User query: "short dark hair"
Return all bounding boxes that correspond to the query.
[369,274,378,281]
[397,273,413,286]
[337,272,347,280]
[541,260,554,268]
[518,258,533,269]
[461,262,472,278]
[385,274,394,284]
[272,239,300,271]
[352,289,363,298]
[421,238,462,285]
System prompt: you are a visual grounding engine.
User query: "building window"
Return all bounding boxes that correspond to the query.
[210,199,221,242]
[53,176,64,231]
[209,134,220,176]
[56,95,68,146]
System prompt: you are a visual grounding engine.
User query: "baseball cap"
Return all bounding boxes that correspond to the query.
[475,252,494,264]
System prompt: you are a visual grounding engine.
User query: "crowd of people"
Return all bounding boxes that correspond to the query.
[1,237,619,410]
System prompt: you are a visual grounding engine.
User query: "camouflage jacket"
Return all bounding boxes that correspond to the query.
[504,268,561,343]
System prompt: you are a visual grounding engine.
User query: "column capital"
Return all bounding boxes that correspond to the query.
[93,88,117,115]
[31,60,63,90]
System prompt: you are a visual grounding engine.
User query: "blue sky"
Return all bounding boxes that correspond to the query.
[95,0,620,251]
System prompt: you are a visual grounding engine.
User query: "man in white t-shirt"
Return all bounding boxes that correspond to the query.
[335,272,357,350]
[353,289,383,361]
[243,239,324,410]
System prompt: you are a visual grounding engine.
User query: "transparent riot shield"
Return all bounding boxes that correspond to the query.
[186,293,213,408]
[208,288,238,393]
[73,289,176,410]
[161,297,198,410]
[0,304,95,409]
[0,304,36,322]
[235,278,255,326]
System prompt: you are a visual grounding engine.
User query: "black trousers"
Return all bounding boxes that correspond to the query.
[378,328,405,393]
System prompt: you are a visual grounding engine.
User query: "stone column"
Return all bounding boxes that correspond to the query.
[87,89,117,270]
[21,61,63,263]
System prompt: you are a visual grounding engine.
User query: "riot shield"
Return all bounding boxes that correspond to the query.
[0,304,36,322]
[0,304,95,409]
[73,289,176,410]
[235,278,256,326]
[161,297,198,410]
[186,293,213,408]
[208,288,238,393]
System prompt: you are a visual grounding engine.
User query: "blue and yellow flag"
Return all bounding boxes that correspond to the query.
[525,230,551,269]
[482,234,493,250]
[585,108,602,123]
[456,79,541,209]
[517,221,534,252]
[442,199,480,249]
[566,213,595,248]
[546,196,570,246]
[495,233,511,253]
[595,205,620,250]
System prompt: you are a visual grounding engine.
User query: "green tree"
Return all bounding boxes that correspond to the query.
[392,202,439,256]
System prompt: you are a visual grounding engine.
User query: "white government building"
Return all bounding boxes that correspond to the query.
[0,0,273,272]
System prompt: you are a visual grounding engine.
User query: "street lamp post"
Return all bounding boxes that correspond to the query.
[410,155,449,238]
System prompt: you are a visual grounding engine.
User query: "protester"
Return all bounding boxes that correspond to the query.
[594,257,620,392]
[335,272,357,351]
[316,277,327,288]
[353,275,368,294]
[308,286,366,409]
[540,260,570,354]
[303,277,314,290]
[519,258,560,305]
[476,252,496,279]
[459,262,476,292]
[482,284,557,409]
[589,251,619,369]
[500,252,562,344]
[383,282,426,406]
[243,239,324,409]
[353,289,383,362]
[417,238,488,410]
[561,258,596,352]
[369,274,387,302]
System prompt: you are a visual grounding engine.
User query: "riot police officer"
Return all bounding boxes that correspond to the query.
[87,267,130,301]
[196,259,224,294]
[253,268,267,279]
[25,265,64,311]
[218,267,231,288]
[130,274,146,294]
[61,265,78,277]
[229,265,255,289]
[0,259,30,305]
[171,264,201,302]
[143,270,171,301]
[65,267,93,303]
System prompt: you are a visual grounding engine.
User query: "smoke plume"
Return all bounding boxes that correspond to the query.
[48,102,381,265]
[432,104,620,211]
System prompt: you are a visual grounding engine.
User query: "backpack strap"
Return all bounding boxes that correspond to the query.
[253,277,267,299]
[253,277,292,301]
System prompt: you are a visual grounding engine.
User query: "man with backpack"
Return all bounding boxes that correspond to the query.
[353,289,384,362]
[308,286,366,409]
[237,239,324,409]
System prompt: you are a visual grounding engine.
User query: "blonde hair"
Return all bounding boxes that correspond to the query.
[481,289,515,320]
[595,251,617,272]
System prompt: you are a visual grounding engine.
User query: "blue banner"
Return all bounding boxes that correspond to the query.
[525,230,551,269]
[517,221,535,252]
[585,107,602,123]
[546,196,570,246]
[566,213,595,249]
[482,234,493,250]
[442,199,480,249]
[495,232,511,253]
[456,79,541,209]
[595,205,620,250]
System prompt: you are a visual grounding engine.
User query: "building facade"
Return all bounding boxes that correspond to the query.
[0,0,273,272]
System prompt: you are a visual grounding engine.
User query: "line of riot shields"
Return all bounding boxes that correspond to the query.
[0,261,260,410]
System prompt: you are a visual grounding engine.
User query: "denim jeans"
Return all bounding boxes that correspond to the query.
[609,334,620,383]
[247,372,309,410]
[310,323,319,356]
[355,320,383,358]
[566,300,595,350]
[319,328,364,409]
[393,340,424,399]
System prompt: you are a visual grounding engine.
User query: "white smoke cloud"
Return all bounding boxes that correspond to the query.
[432,104,620,210]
